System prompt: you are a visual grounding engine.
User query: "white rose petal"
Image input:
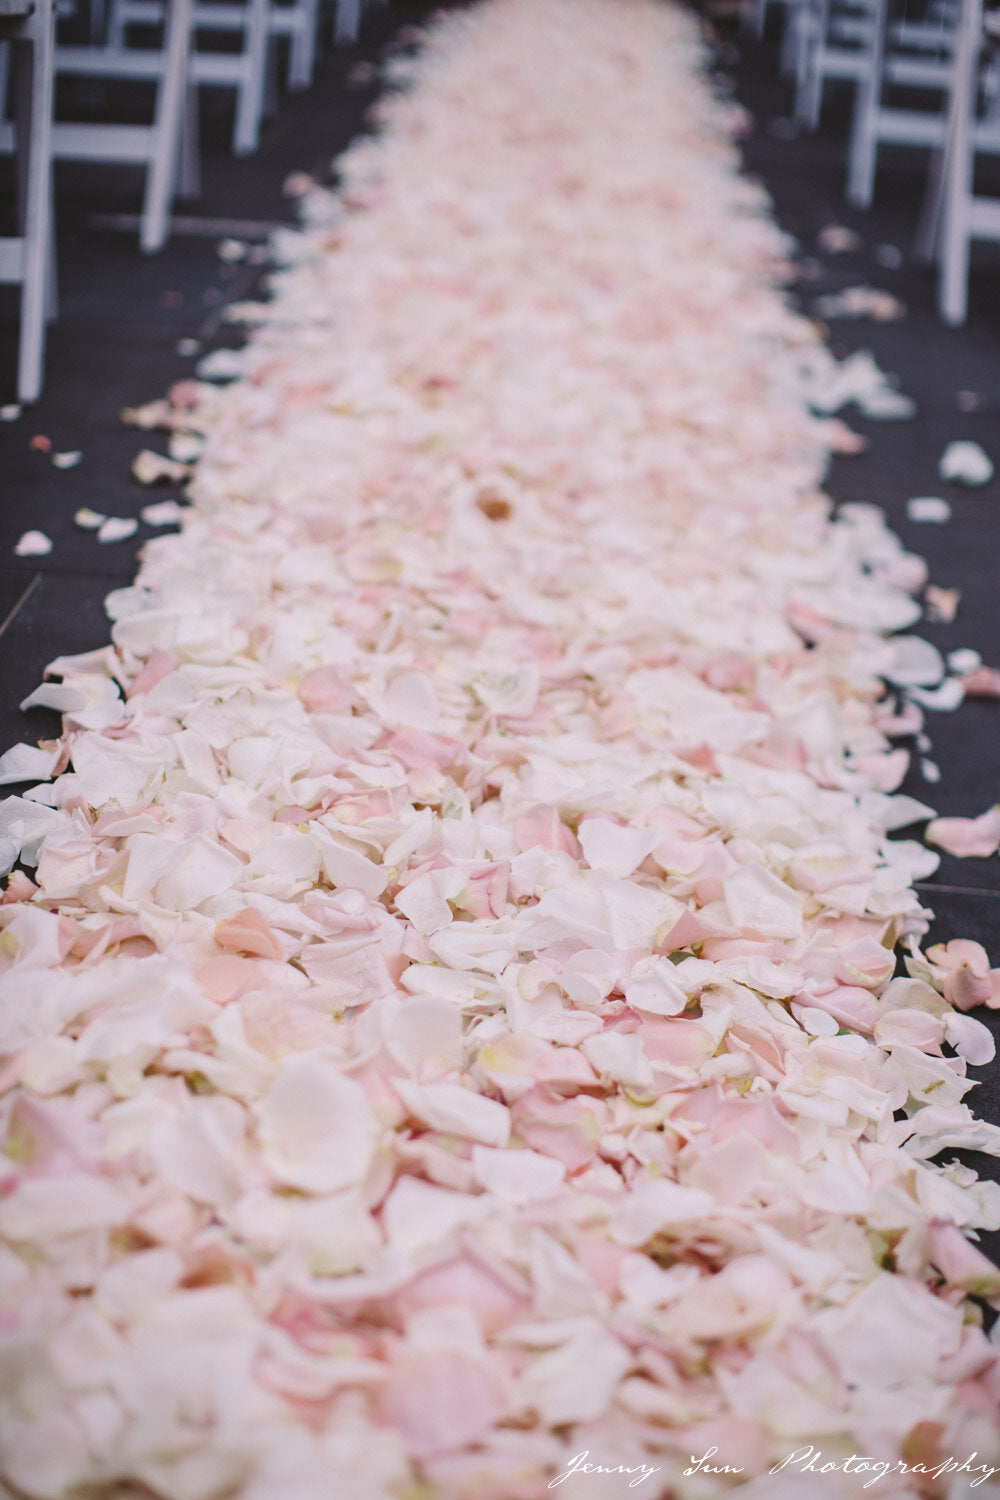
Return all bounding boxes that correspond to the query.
[258,1054,381,1194]
[15,529,52,556]
[392,1079,510,1146]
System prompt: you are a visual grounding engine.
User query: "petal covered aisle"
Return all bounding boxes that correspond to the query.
[3,1,1000,1496]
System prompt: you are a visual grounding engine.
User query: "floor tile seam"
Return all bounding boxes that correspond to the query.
[4,566,142,584]
[915,882,1000,897]
[0,573,41,640]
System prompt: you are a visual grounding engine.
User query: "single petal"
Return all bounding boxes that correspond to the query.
[257,1054,381,1193]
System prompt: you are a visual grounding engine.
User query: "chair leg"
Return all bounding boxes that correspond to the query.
[940,176,971,326]
[89,0,107,44]
[914,146,946,263]
[140,0,191,252]
[740,0,766,40]
[287,0,318,90]
[780,2,800,73]
[0,40,9,123]
[845,0,888,207]
[846,73,878,206]
[11,5,55,405]
[264,31,280,118]
[45,190,58,322]
[336,0,361,45]
[939,0,979,325]
[233,0,268,155]
[794,0,817,93]
[178,79,201,200]
[794,0,831,127]
[106,0,128,51]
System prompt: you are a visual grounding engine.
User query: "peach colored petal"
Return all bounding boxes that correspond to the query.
[215,908,284,960]
[926,807,1000,858]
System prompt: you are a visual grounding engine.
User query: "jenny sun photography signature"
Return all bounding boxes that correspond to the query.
[547,1445,1000,1490]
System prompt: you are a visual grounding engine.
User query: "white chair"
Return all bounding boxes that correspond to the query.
[938,0,1000,321]
[0,0,55,402]
[742,0,806,52]
[334,0,361,43]
[109,0,299,121]
[182,0,270,154]
[795,0,878,129]
[334,0,385,46]
[846,0,962,206]
[267,0,321,90]
[39,0,193,250]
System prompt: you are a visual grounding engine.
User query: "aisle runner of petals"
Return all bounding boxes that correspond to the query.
[3,2,1000,1495]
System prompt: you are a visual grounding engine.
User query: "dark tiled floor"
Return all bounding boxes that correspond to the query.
[719,23,1000,1220]
[1,571,128,744]
[724,32,1000,908]
[0,570,38,634]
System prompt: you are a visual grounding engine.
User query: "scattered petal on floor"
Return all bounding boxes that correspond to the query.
[801,347,915,419]
[73,507,106,530]
[140,499,187,527]
[224,301,270,326]
[857,384,917,420]
[0,742,61,785]
[167,432,205,461]
[924,585,960,623]
[51,450,82,470]
[121,399,174,429]
[924,938,1000,1009]
[96,516,139,543]
[884,634,944,687]
[216,237,249,262]
[962,664,1000,696]
[283,171,317,197]
[817,223,862,253]
[906,495,951,523]
[1,403,22,421]
[926,807,1000,857]
[13,529,52,556]
[812,285,905,321]
[947,647,981,675]
[131,449,190,485]
[195,347,246,381]
[907,677,966,711]
[821,417,867,453]
[347,59,377,86]
[28,433,51,453]
[939,439,995,486]
[874,243,903,268]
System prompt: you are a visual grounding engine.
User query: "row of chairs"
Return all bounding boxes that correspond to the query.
[0,0,381,403]
[745,0,1000,325]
